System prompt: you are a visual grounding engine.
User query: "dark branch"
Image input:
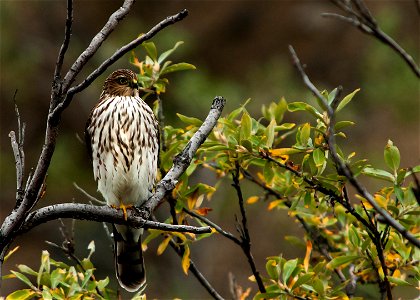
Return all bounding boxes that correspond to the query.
[168,239,224,300]
[61,0,136,93]
[54,0,73,79]
[18,204,211,236]
[183,207,241,246]
[232,163,266,294]
[325,0,420,78]
[53,9,189,118]
[289,45,420,249]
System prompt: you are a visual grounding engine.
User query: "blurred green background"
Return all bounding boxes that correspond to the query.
[0,0,418,299]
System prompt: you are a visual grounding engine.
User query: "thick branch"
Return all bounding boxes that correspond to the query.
[141,96,226,217]
[18,204,211,236]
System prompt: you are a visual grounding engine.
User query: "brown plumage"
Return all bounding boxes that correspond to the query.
[85,69,159,292]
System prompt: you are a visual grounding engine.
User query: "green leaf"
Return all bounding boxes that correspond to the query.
[176,113,203,126]
[313,148,326,168]
[50,269,63,289]
[362,167,395,182]
[5,289,35,300]
[291,273,314,290]
[387,276,412,286]
[298,123,311,146]
[336,88,360,112]
[265,119,276,148]
[276,123,295,131]
[348,225,360,247]
[158,41,184,64]
[10,271,36,289]
[326,255,359,269]
[41,288,53,300]
[240,112,252,140]
[266,259,279,280]
[282,258,298,284]
[334,121,355,131]
[17,265,38,276]
[142,42,157,61]
[160,62,196,75]
[288,102,323,119]
[384,140,400,173]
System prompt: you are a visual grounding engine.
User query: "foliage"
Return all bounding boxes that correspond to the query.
[5,41,419,299]
[3,242,126,300]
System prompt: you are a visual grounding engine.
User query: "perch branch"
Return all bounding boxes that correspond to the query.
[325,0,420,78]
[0,5,190,266]
[18,204,211,236]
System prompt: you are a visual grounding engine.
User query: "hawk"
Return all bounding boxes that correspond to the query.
[85,69,159,292]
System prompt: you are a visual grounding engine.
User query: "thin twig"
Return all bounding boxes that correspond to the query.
[168,239,224,300]
[73,182,105,205]
[325,0,420,77]
[54,0,73,79]
[183,207,241,245]
[232,163,266,294]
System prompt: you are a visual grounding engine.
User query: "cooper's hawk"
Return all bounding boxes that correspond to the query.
[85,69,159,292]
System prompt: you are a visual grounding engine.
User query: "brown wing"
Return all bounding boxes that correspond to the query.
[84,112,93,161]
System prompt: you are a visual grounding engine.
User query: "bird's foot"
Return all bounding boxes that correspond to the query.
[111,203,134,221]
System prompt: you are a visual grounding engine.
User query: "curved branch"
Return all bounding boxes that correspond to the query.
[54,0,73,79]
[325,0,420,78]
[19,204,211,236]
[53,9,189,117]
[61,0,135,93]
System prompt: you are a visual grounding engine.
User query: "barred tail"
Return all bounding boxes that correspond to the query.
[113,226,145,292]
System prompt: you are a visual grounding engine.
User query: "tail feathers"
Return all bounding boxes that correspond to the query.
[113,227,145,292]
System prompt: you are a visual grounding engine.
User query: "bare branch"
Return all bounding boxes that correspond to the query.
[18,203,211,236]
[325,0,420,77]
[232,163,266,294]
[168,239,224,300]
[54,0,73,79]
[61,0,135,92]
[183,207,241,246]
[53,8,189,118]
[73,182,105,205]
[142,96,226,217]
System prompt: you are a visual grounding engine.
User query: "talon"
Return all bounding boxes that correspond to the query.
[116,203,133,221]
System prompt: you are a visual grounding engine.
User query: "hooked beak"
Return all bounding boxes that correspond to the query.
[130,78,139,89]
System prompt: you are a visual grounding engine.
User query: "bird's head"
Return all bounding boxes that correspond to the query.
[102,69,139,97]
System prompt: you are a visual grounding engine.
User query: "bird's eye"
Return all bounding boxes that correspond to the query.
[117,77,128,85]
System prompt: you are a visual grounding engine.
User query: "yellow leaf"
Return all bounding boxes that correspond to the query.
[182,245,191,275]
[157,236,171,256]
[4,246,19,262]
[270,148,302,156]
[247,196,259,204]
[248,275,256,282]
[268,199,283,211]
[304,240,312,272]
[240,288,251,300]
[171,232,187,242]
